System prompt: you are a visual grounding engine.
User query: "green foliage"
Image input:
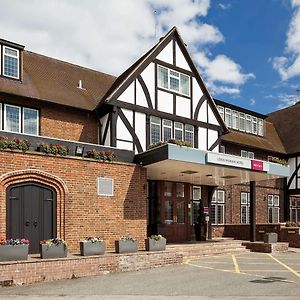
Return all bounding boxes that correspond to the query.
[149,234,164,241]
[268,156,288,166]
[149,139,192,150]
[39,143,69,156]
[285,221,300,227]
[120,235,136,241]
[86,149,116,162]
[81,237,104,243]
[0,136,30,152]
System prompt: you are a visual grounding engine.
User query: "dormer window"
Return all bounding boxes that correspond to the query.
[3,46,19,79]
[158,65,190,96]
[0,39,24,80]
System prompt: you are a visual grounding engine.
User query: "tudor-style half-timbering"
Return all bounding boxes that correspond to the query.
[98,27,226,154]
[288,156,300,191]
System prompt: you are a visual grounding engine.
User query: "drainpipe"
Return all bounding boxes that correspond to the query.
[249,181,256,242]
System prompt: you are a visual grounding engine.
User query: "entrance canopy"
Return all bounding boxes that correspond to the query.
[135,144,290,186]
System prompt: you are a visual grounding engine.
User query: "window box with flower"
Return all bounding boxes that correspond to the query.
[38,143,69,156]
[0,136,30,152]
[115,235,138,253]
[0,238,29,261]
[145,235,166,251]
[80,237,106,256]
[40,238,67,259]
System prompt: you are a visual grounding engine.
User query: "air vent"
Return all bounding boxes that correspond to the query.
[220,175,237,179]
[181,170,198,175]
[97,178,114,196]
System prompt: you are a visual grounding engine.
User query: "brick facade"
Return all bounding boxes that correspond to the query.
[0,150,147,251]
[0,93,99,144]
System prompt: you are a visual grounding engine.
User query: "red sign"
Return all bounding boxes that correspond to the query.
[251,160,264,171]
[204,207,209,214]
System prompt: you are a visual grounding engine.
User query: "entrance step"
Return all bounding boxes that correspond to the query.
[242,241,289,253]
[166,239,249,258]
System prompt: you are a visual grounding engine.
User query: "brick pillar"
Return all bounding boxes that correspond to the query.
[250,181,256,242]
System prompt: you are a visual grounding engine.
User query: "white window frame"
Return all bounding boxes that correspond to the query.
[225,108,232,128]
[232,110,239,130]
[150,116,161,145]
[22,107,39,136]
[248,151,254,159]
[241,150,248,158]
[258,118,264,136]
[211,190,225,225]
[184,124,194,147]
[218,106,224,120]
[241,192,250,224]
[157,65,190,96]
[174,122,183,141]
[162,119,172,142]
[0,103,2,130]
[239,112,245,132]
[246,114,252,133]
[3,46,20,79]
[252,116,257,135]
[220,145,225,153]
[4,104,21,133]
[268,194,280,223]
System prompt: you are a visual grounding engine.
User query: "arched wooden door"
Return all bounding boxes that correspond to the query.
[6,182,56,254]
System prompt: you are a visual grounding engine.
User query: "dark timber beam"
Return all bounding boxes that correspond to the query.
[207,186,217,240]
[250,181,256,242]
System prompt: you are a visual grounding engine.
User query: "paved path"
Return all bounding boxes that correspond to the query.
[1,251,300,299]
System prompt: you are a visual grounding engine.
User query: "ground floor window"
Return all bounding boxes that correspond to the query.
[290,196,300,222]
[268,194,280,223]
[191,186,201,225]
[241,192,250,224]
[211,190,225,225]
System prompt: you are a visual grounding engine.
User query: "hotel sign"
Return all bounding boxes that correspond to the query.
[206,153,269,172]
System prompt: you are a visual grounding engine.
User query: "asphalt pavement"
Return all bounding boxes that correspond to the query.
[1,251,300,299]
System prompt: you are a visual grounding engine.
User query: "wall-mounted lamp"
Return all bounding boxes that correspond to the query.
[75,146,84,157]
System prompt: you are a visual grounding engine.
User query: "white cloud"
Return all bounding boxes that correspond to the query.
[272,1,300,80]
[0,0,252,95]
[276,93,299,109]
[218,3,231,10]
[250,98,256,106]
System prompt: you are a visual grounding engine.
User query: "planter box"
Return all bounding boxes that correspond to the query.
[115,240,137,253]
[0,244,29,261]
[40,243,67,259]
[264,232,278,243]
[145,237,166,251]
[80,241,106,256]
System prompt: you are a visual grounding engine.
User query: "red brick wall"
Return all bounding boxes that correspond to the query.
[0,93,98,144]
[221,179,285,224]
[0,150,147,251]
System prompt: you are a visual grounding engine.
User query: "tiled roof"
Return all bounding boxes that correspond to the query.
[221,121,287,154]
[0,51,116,111]
[267,102,300,154]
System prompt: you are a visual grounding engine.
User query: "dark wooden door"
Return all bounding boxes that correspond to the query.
[160,182,189,242]
[6,183,56,254]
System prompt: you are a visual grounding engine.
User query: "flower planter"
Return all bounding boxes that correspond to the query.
[40,243,67,259]
[145,237,166,251]
[0,244,29,261]
[80,241,106,256]
[115,240,137,253]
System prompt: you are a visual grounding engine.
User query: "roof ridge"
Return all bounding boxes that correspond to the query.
[24,50,117,79]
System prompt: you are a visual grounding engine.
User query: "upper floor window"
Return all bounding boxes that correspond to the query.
[1,103,39,135]
[185,124,194,147]
[150,116,161,144]
[290,196,300,222]
[217,105,264,136]
[158,65,190,96]
[149,116,194,147]
[3,46,19,79]
[241,150,254,159]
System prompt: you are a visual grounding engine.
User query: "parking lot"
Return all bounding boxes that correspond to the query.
[1,251,300,299]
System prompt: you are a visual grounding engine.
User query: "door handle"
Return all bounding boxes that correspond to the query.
[25,220,30,226]
[33,220,38,227]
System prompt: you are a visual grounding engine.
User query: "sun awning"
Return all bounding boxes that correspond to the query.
[134,144,290,186]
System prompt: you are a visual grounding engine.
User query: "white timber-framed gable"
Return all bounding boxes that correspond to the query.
[97,27,227,154]
[288,156,300,191]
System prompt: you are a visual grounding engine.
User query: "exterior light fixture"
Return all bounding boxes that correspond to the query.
[75,146,84,157]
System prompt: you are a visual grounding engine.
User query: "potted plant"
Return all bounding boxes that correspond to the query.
[145,235,166,251]
[0,238,29,261]
[115,235,137,253]
[80,237,106,256]
[40,238,67,259]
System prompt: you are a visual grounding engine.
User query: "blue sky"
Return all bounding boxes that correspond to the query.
[1,0,299,114]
